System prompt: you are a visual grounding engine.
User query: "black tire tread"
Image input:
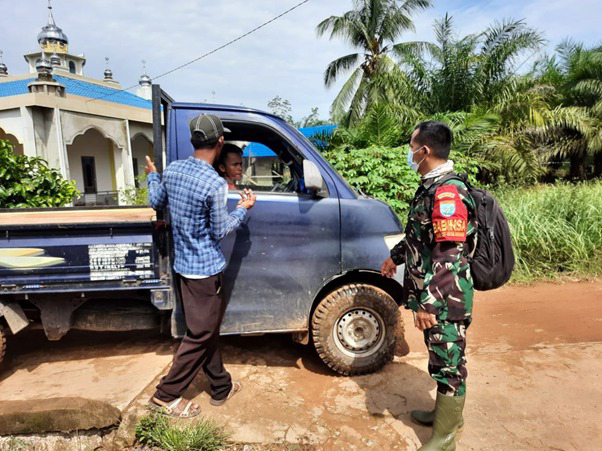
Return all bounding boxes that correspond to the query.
[311,284,401,376]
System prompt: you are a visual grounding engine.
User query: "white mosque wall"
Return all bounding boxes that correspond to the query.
[19,106,37,157]
[128,122,153,145]
[66,128,116,194]
[61,111,128,150]
[60,111,136,203]
[114,141,127,204]
[0,108,25,154]
[31,107,67,178]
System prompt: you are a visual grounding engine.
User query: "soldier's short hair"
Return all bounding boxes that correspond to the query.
[414,121,452,160]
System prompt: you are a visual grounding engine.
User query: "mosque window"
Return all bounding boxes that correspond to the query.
[69,61,76,74]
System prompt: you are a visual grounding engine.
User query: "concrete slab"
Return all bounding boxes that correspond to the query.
[0,397,120,435]
[0,330,174,411]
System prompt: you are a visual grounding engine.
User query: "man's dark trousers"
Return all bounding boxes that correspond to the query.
[154,273,232,402]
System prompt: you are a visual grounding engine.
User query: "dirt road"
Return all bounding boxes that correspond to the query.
[0,280,601,450]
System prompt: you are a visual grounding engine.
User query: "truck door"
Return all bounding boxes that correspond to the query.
[218,122,341,333]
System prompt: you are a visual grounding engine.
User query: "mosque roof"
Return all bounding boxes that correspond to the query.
[0,75,152,109]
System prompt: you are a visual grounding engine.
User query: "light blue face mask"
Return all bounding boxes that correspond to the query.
[407,146,426,172]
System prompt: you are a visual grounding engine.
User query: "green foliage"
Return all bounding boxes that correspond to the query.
[135,410,230,451]
[321,143,479,217]
[495,181,602,282]
[322,144,420,216]
[120,175,149,206]
[0,139,79,208]
[315,7,602,282]
[320,7,602,182]
[388,14,559,180]
[534,42,602,179]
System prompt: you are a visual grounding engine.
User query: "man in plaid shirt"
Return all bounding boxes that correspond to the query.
[145,114,255,418]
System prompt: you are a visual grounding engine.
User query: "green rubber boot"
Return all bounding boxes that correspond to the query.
[411,407,435,425]
[417,393,465,451]
[411,407,464,429]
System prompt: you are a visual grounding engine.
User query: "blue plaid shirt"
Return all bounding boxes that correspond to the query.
[147,157,247,276]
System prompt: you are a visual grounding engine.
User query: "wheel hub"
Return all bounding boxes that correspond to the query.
[336,309,381,352]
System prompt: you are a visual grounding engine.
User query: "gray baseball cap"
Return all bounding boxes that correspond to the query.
[189,114,231,142]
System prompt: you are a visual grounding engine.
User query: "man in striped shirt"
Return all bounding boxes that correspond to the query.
[145,114,255,417]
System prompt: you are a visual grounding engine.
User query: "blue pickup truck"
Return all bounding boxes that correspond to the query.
[0,86,405,375]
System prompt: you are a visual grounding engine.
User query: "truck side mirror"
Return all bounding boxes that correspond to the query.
[303,160,327,197]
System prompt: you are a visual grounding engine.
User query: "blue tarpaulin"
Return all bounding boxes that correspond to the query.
[243,125,336,157]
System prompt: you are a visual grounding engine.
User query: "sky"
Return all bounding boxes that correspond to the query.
[1,0,600,121]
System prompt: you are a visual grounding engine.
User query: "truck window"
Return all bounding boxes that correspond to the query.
[232,142,297,193]
[222,122,303,194]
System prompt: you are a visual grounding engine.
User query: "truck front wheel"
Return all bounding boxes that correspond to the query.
[311,284,400,376]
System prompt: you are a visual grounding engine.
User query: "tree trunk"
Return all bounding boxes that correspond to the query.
[569,149,586,180]
[594,152,602,178]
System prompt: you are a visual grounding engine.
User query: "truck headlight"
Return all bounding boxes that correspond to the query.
[384,233,405,251]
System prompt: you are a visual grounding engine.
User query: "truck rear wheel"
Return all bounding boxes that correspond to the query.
[311,284,400,376]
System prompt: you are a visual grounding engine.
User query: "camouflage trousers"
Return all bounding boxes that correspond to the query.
[423,318,471,397]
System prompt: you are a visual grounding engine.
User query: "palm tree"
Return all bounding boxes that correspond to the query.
[535,41,602,179]
[387,14,553,181]
[396,14,545,114]
[317,0,432,126]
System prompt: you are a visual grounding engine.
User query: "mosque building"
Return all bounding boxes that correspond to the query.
[0,2,156,206]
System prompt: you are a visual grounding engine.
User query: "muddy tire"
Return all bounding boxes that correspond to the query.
[0,323,6,367]
[311,284,400,376]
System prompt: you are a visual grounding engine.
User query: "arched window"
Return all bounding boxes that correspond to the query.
[69,61,76,74]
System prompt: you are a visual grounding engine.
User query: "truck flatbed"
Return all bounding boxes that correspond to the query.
[0,207,156,226]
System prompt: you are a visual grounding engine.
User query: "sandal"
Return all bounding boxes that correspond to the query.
[210,381,242,406]
[148,396,201,418]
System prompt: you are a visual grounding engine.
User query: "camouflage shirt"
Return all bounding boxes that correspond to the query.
[391,172,477,321]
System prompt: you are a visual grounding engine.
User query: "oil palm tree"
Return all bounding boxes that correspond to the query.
[389,14,552,180]
[317,0,432,126]
[396,14,545,114]
[534,40,602,179]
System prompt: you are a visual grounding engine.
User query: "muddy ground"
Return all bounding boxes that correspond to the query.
[0,280,601,450]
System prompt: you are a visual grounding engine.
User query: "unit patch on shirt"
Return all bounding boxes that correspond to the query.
[432,184,467,242]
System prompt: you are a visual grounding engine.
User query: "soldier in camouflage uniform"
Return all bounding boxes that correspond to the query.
[382,121,476,451]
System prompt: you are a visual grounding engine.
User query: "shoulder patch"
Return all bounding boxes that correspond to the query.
[432,184,467,242]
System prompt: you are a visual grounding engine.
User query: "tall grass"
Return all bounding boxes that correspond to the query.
[495,181,602,282]
[135,411,230,451]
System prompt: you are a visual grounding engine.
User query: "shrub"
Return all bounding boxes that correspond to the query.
[321,144,480,217]
[120,175,149,206]
[0,139,78,208]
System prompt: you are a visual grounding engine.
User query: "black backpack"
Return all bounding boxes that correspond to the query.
[430,173,515,291]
